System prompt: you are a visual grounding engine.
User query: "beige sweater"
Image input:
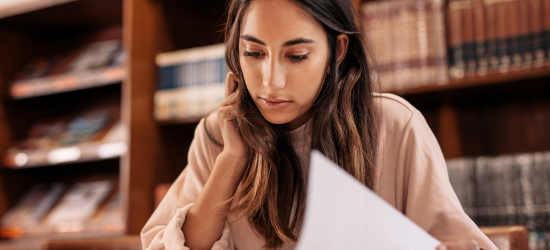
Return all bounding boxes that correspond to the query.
[141,93,498,250]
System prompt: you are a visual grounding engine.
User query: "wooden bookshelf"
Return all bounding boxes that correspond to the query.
[0,0,129,244]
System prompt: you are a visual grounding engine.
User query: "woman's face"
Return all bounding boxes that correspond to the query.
[239,0,329,129]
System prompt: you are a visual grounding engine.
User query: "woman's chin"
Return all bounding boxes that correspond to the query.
[260,112,296,125]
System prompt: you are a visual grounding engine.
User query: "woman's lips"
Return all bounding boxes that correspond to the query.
[259,97,292,110]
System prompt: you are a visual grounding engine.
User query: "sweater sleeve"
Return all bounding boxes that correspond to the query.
[140,117,234,250]
[398,110,498,250]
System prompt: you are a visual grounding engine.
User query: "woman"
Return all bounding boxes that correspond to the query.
[141,0,497,249]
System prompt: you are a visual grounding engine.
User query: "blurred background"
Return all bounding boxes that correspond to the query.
[0,0,548,249]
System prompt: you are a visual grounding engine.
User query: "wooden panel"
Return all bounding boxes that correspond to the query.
[437,104,462,158]
[122,0,162,235]
[0,26,33,219]
[481,225,529,250]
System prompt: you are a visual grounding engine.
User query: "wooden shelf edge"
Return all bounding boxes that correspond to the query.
[2,141,127,169]
[156,116,203,125]
[10,66,125,100]
[389,64,550,96]
[0,0,76,19]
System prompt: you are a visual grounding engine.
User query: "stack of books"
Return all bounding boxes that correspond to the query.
[155,43,228,122]
[361,0,449,91]
[446,0,550,79]
[0,180,123,239]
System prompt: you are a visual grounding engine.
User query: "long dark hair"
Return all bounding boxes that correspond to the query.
[222,0,379,248]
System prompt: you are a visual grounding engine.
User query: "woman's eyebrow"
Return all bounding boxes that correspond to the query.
[282,38,315,46]
[241,35,266,45]
[240,35,315,46]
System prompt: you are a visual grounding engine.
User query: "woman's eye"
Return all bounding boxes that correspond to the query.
[288,54,309,63]
[244,51,263,59]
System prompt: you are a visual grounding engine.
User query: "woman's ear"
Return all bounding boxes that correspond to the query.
[336,34,349,66]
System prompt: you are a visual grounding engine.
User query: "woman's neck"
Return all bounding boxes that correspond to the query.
[285,110,312,131]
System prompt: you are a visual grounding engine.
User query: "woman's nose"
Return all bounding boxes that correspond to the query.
[263,58,285,93]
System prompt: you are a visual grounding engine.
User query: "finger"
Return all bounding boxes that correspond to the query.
[218,90,239,108]
[217,105,238,121]
[225,72,239,98]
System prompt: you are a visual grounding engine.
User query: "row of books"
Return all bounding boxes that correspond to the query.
[361,0,449,91]
[0,180,124,239]
[3,107,125,168]
[155,43,228,121]
[446,151,550,231]
[360,0,550,92]
[446,0,550,79]
[10,29,125,99]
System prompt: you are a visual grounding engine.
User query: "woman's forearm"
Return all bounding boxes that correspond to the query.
[182,153,245,250]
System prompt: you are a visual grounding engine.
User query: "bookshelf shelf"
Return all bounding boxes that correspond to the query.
[391,65,550,96]
[157,117,203,126]
[10,66,125,99]
[2,141,127,169]
[0,0,75,19]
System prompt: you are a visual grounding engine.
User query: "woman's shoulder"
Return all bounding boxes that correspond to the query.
[373,92,419,130]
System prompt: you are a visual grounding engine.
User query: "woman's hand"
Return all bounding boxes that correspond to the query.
[217,72,248,165]
[436,239,482,250]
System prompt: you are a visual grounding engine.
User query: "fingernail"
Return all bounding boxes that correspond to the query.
[439,246,447,250]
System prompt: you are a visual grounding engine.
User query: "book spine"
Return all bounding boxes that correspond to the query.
[473,0,488,75]
[464,158,477,220]
[379,2,395,91]
[431,0,449,84]
[492,157,506,226]
[447,1,466,79]
[528,0,546,66]
[416,0,431,86]
[475,157,487,226]
[363,2,382,88]
[519,154,536,231]
[503,155,519,226]
[542,0,550,61]
[511,155,526,228]
[517,0,533,68]
[395,1,413,89]
[425,1,437,86]
[484,0,500,72]
[495,0,511,72]
[532,153,546,231]
[389,1,403,90]
[407,1,421,88]
[462,0,477,76]
[507,0,523,69]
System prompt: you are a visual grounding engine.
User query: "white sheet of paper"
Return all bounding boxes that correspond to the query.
[296,150,441,250]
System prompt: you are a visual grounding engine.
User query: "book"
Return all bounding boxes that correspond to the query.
[0,183,65,238]
[44,180,113,234]
[447,1,466,78]
[462,0,477,76]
